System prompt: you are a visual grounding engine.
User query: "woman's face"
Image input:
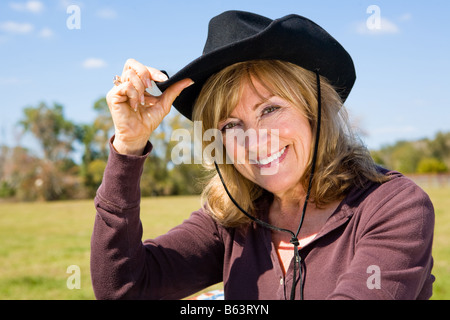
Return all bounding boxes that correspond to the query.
[218,79,312,197]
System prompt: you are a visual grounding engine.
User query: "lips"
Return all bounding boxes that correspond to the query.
[252,146,288,167]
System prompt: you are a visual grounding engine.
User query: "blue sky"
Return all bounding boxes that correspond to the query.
[1,0,449,156]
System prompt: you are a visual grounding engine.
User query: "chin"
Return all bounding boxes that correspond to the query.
[255,174,301,195]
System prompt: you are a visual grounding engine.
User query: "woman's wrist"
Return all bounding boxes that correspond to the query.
[112,135,148,156]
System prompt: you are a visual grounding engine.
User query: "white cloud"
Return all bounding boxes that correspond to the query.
[355,18,400,35]
[38,27,53,38]
[9,1,44,14]
[96,8,118,19]
[0,22,54,40]
[0,21,34,34]
[82,58,107,69]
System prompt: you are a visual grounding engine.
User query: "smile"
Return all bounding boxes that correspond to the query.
[255,146,287,166]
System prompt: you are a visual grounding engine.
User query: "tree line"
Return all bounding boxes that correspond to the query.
[0,99,205,201]
[371,131,450,174]
[0,99,449,201]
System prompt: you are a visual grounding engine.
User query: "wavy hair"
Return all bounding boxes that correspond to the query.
[192,60,388,227]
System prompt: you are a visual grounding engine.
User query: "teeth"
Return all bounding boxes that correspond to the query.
[257,147,286,165]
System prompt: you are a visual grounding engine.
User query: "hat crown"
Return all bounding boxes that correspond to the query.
[203,11,272,55]
[156,10,356,120]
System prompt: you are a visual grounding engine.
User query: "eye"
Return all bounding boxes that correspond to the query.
[262,105,280,115]
[221,121,238,131]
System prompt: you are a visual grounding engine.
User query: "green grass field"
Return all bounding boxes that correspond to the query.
[423,186,450,299]
[0,187,448,300]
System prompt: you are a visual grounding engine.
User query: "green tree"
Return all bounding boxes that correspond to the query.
[388,141,421,173]
[20,102,75,162]
[370,131,450,174]
[18,102,78,200]
[75,97,113,197]
[417,157,448,173]
[92,97,114,160]
[140,112,207,196]
[428,131,450,160]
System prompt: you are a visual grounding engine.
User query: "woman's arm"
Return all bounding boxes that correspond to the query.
[91,59,206,299]
[90,138,223,299]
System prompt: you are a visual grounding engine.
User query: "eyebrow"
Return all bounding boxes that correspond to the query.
[253,95,275,110]
[221,94,277,125]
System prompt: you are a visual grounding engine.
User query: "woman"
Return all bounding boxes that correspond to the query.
[91,11,434,300]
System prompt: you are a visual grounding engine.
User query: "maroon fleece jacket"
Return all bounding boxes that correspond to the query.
[90,139,435,299]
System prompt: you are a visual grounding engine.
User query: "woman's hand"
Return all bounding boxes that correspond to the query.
[106,58,193,155]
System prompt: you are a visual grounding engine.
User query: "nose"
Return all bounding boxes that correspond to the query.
[247,128,268,159]
[248,129,280,162]
[225,127,279,164]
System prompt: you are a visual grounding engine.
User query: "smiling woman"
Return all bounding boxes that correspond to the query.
[91,10,435,300]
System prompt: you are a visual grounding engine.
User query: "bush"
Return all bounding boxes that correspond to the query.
[417,158,448,173]
[0,181,15,198]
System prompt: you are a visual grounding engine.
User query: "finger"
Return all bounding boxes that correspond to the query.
[145,66,169,83]
[159,78,194,114]
[120,81,140,111]
[122,58,144,80]
[123,58,153,88]
[106,84,128,107]
[122,59,168,88]
[123,68,146,106]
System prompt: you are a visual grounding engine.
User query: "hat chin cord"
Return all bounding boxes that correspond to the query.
[214,69,322,300]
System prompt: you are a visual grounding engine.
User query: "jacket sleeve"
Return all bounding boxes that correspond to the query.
[90,138,223,300]
[327,176,435,300]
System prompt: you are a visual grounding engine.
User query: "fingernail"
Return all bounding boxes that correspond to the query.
[141,94,145,105]
[155,73,168,82]
[146,79,152,88]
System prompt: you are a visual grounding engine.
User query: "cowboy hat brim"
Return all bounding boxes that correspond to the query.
[156,11,356,120]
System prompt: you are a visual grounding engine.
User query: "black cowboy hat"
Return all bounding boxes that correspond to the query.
[156,10,356,120]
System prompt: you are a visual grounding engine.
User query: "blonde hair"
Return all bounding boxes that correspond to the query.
[192,60,388,227]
